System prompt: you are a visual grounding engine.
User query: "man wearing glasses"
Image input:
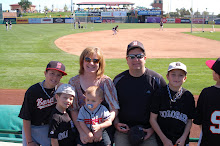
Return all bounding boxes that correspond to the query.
[113,40,166,146]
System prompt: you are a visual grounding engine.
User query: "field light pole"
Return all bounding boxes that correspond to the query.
[190,0,193,33]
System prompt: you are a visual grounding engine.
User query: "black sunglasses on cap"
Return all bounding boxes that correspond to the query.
[84,57,100,64]
[127,54,145,59]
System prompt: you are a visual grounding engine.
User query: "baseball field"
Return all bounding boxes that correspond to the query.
[0,23,220,145]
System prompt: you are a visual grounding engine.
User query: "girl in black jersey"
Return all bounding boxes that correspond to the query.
[19,61,67,146]
[194,58,220,146]
[150,62,195,146]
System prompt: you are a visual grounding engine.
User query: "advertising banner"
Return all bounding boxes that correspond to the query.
[175,18,181,23]
[162,18,167,23]
[16,18,28,24]
[192,18,205,24]
[138,10,161,16]
[88,12,101,16]
[102,17,115,23]
[65,18,74,23]
[147,17,161,23]
[181,19,190,23]
[166,18,175,23]
[214,19,220,24]
[113,11,127,17]
[101,12,113,17]
[28,18,41,24]
[41,18,53,23]
[53,18,65,23]
[91,17,101,21]
[4,18,16,24]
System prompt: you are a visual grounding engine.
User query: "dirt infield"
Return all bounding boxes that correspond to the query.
[1,28,220,145]
[55,28,220,58]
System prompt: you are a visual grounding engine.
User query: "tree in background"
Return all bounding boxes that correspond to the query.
[18,0,32,13]
[194,11,201,18]
[64,4,68,12]
[217,14,220,18]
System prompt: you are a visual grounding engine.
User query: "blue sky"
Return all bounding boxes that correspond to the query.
[1,0,220,15]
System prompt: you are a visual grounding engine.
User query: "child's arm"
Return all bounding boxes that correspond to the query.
[79,121,94,142]
[23,119,38,146]
[92,118,112,132]
[175,119,192,146]
[150,112,173,146]
[51,138,59,146]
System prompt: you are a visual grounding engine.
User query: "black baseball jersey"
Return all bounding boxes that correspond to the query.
[48,108,76,146]
[160,21,163,26]
[193,86,220,146]
[151,86,195,145]
[19,83,56,126]
[112,26,118,30]
[113,68,166,128]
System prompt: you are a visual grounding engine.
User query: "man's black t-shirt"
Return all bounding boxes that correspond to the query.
[114,68,166,128]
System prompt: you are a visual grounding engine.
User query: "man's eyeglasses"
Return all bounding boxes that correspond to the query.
[84,57,100,64]
[127,54,145,59]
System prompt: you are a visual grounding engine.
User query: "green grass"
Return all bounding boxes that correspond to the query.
[184,31,220,41]
[0,23,219,95]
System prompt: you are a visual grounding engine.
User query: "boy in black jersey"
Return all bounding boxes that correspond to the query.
[150,62,195,146]
[49,84,76,146]
[193,57,220,146]
[19,61,67,146]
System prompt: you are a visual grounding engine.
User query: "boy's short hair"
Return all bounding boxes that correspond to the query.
[85,86,104,100]
[206,57,220,75]
[167,62,187,74]
[55,84,75,97]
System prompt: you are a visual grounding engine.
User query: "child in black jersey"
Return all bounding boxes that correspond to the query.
[49,84,76,146]
[150,62,195,146]
[193,57,220,146]
[19,61,67,146]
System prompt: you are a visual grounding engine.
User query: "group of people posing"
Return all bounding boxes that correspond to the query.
[19,40,220,146]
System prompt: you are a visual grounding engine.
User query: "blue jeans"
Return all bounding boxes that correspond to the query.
[22,125,51,146]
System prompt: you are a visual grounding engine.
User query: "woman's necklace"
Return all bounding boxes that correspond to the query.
[167,84,183,102]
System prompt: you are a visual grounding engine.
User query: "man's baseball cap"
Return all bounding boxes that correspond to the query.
[168,62,187,74]
[127,40,145,55]
[46,61,67,76]
[56,84,75,97]
[206,57,220,75]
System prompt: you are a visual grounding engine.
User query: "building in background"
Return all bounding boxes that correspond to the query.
[152,0,163,15]
[10,3,36,12]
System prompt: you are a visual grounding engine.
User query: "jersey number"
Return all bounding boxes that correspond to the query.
[210,111,220,134]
